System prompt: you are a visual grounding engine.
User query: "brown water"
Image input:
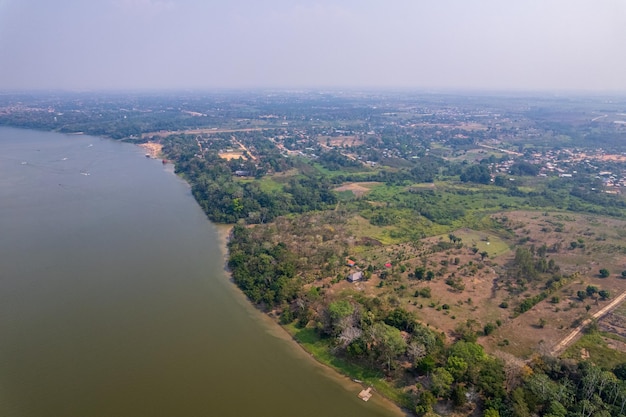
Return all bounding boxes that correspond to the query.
[0,127,399,417]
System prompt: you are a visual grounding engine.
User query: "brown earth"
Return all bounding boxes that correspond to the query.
[138,142,163,158]
[333,182,379,197]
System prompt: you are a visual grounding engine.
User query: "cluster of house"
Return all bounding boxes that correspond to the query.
[345,259,392,283]
[346,259,363,282]
[488,148,626,193]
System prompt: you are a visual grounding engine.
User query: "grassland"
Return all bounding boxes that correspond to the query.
[284,323,413,408]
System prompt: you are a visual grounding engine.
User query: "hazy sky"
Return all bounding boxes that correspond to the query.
[1,0,625,92]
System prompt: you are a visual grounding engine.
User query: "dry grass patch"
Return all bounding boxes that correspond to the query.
[333,182,379,198]
[218,151,247,160]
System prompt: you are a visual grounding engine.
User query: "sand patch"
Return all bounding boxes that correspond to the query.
[219,152,247,161]
[138,142,163,158]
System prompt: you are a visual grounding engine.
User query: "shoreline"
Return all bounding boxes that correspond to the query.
[136,140,409,417]
[137,142,163,159]
[213,224,409,417]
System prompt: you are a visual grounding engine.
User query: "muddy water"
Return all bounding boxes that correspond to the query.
[0,127,399,417]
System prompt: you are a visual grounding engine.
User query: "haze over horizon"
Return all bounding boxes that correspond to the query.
[1,0,625,93]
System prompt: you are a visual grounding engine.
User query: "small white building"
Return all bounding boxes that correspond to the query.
[348,271,363,283]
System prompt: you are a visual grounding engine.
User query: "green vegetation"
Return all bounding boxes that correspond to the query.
[5,91,626,416]
[563,330,626,370]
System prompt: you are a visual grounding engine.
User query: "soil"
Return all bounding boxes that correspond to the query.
[339,210,626,358]
[138,142,163,158]
[334,182,379,197]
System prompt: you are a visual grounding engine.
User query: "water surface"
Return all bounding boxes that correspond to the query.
[0,127,398,417]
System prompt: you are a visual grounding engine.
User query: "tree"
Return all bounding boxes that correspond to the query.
[446,355,468,380]
[430,367,454,397]
[367,322,407,372]
[599,289,611,300]
[415,390,436,416]
[449,341,486,382]
[451,384,467,407]
[544,400,567,417]
[460,164,491,184]
[586,285,599,297]
[613,362,626,380]
[599,268,610,278]
[326,300,355,336]
[484,322,497,335]
[385,307,415,332]
[511,387,530,417]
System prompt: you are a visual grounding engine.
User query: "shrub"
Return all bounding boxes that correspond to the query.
[484,322,497,335]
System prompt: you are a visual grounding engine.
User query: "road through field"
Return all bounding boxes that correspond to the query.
[551,290,626,356]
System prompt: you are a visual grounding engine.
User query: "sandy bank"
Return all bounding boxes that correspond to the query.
[138,142,163,158]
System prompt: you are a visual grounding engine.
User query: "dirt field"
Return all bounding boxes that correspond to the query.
[486,212,626,355]
[333,182,379,197]
[219,151,247,161]
[318,135,364,148]
[335,210,626,359]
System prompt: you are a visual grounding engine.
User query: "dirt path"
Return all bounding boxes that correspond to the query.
[477,143,523,156]
[231,135,257,161]
[551,290,626,356]
[141,127,268,138]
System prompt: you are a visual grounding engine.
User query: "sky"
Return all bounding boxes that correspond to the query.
[0,0,625,92]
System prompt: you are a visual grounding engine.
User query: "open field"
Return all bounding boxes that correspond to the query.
[333,182,380,198]
[317,135,364,148]
[329,210,626,358]
[218,151,247,160]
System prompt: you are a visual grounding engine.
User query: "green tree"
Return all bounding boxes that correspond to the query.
[415,390,436,416]
[430,367,454,397]
[599,268,610,278]
[586,285,598,297]
[460,164,491,184]
[544,400,567,417]
[483,409,500,417]
[451,384,467,407]
[367,322,407,372]
[326,300,354,336]
[511,387,530,417]
[446,355,468,380]
[484,322,497,335]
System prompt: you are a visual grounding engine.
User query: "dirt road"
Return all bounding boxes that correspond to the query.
[551,290,626,356]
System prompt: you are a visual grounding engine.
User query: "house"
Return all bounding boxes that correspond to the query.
[348,271,363,283]
[346,259,356,267]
